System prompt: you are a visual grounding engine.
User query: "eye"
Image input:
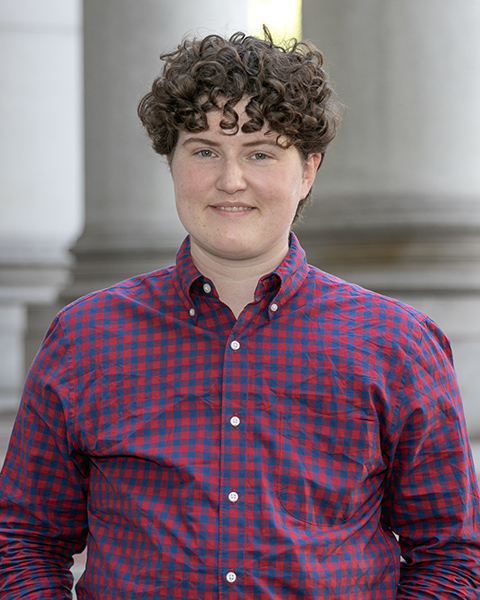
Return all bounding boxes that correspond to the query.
[251,152,269,160]
[196,149,215,158]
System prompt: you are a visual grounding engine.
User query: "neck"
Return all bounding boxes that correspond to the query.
[190,242,289,318]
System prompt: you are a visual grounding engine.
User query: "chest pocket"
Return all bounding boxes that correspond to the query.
[276,409,383,526]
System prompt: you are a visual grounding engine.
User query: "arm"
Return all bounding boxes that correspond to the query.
[0,316,89,599]
[382,318,480,599]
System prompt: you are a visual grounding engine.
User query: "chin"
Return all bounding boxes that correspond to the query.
[215,249,255,261]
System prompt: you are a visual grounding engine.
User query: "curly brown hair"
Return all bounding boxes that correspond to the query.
[138,26,341,218]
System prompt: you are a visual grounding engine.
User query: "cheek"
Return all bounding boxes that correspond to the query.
[175,166,213,199]
[173,180,198,213]
[267,177,304,209]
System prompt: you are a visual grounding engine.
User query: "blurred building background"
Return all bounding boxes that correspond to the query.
[1,0,480,462]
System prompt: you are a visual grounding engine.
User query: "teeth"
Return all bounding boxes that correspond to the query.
[217,206,252,212]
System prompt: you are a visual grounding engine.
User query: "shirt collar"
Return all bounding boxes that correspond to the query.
[172,233,308,310]
[263,232,308,309]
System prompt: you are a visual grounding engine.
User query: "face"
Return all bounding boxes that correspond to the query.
[169,99,321,269]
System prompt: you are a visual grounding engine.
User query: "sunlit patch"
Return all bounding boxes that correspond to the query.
[248,0,302,43]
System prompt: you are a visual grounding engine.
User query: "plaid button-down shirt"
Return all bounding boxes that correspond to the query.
[1,234,479,599]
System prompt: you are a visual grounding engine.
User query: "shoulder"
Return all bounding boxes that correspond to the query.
[306,264,425,321]
[52,266,176,338]
[304,264,450,358]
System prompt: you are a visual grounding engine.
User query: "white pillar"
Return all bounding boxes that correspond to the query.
[0,0,82,411]
[300,0,480,438]
[60,0,249,305]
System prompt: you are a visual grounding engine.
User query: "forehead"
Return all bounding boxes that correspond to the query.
[173,97,303,157]
[177,103,289,150]
[176,122,291,157]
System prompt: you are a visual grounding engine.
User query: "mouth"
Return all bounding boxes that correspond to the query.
[215,206,254,212]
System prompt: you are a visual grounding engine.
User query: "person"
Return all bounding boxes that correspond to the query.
[1,27,479,600]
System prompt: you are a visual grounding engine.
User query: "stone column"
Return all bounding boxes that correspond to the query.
[300,1,480,439]
[0,0,82,411]
[60,0,249,307]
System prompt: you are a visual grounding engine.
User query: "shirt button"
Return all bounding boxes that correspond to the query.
[230,415,240,427]
[228,491,239,503]
[226,571,237,584]
[189,308,196,317]
[270,303,278,312]
[230,340,240,351]
[203,283,212,294]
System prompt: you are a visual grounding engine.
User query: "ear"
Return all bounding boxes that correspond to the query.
[301,153,322,197]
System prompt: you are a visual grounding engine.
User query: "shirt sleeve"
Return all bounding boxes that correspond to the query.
[0,315,89,599]
[382,317,480,599]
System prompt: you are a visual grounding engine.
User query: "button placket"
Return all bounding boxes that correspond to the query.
[221,330,244,589]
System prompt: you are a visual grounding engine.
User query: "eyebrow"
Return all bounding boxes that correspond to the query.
[181,136,282,149]
[242,139,282,148]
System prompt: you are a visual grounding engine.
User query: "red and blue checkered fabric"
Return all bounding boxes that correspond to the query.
[1,234,479,599]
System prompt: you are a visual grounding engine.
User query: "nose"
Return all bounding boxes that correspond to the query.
[216,158,247,194]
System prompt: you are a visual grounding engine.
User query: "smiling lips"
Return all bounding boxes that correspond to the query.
[214,205,254,212]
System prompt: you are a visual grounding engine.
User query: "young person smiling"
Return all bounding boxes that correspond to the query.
[1,27,479,600]
[170,96,321,317]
